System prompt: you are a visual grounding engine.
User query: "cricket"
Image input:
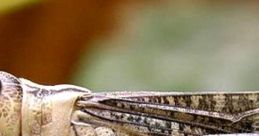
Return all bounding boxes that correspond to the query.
[0,71,258,136]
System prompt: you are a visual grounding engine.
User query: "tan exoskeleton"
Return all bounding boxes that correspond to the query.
[0,71,259,136]
[0,71,91,136]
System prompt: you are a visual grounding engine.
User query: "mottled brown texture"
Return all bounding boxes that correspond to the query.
[0,72,22,136]
[0,71,258,136]
[77,92,259,135]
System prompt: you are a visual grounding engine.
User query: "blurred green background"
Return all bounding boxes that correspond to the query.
[1,1,259,92]
[0,0,37,13]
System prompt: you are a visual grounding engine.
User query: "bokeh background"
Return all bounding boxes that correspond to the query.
[1,0,259,92]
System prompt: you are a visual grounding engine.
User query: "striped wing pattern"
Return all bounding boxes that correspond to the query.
[76,91,259,136]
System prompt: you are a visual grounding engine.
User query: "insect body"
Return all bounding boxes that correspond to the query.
[0,71,258,136]
[0,72,22,136]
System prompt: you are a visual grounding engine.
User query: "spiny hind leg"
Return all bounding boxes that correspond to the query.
[72,124,117,136]
[70,111,117,136]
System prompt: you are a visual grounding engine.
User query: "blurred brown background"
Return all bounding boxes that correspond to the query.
[0,0,153,84]
[1,0,259,91]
